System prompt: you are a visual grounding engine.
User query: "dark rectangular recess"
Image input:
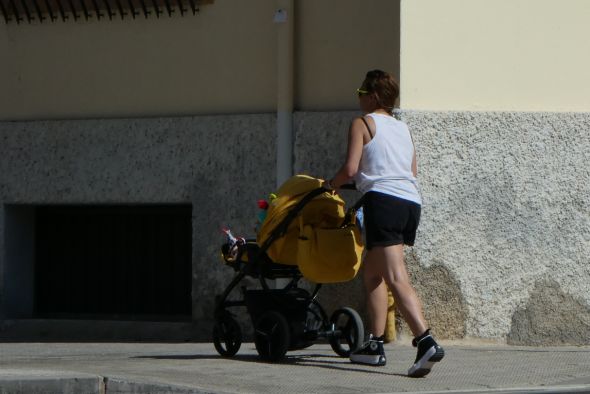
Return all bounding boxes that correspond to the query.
[34,204,192,321]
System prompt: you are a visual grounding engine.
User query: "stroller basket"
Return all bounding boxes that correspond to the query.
[245,288,309,324]
[245,288,323,352]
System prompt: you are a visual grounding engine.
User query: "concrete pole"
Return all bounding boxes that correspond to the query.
[275,0,294,188]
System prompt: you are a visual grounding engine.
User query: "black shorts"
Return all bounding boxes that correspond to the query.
[363,191,421,249]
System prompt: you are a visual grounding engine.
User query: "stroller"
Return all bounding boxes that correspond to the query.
[213,175,365,361]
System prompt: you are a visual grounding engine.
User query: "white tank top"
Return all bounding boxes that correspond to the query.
[354,113,422,205]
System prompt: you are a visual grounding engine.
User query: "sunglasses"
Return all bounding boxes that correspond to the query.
[356,88,370,97]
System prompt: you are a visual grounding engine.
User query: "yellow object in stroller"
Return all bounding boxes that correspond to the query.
[257,174,363,283]
[214,175,365,361]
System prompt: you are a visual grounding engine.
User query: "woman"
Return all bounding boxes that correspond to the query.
[326,70,444,377]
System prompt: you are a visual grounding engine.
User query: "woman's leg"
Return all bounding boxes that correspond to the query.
[370,244,427,336]
[372,244,445,377]
[350,248,389,366]
[362,249,389,337]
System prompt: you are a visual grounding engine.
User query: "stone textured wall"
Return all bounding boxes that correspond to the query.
[295,110,590,344]
[0,114,276,339]
[1,110,589,344]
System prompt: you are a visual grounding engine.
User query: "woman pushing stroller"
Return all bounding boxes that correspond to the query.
[325,70,445,377]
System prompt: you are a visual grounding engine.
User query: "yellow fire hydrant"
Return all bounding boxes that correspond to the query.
[385,290,396,342]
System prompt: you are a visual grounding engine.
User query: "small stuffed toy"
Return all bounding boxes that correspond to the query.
[255,193,277,232]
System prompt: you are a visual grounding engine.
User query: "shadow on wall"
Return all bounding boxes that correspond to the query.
[508,279,590,346]
[398,249,468,340]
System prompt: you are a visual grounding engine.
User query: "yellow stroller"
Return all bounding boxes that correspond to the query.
[213,175,365,361]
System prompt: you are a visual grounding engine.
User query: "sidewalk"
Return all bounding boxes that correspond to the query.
[0,341,589,393]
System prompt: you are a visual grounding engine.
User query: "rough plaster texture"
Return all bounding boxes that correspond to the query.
[295,110,590,343]
[0,114,276,339]
[401,111,590,341]
[401,249,467,340]
[1,110,589,344]
[507,279,590,346]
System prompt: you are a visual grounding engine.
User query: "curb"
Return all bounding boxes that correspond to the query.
[0,370,103,394]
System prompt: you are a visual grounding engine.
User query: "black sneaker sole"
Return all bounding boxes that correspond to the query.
[408,346,444,377]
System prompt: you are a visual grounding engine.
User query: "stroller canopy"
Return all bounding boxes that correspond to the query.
[257,175,346,266]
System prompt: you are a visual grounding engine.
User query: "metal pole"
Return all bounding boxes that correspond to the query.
[274,0,294,290]
[275,0,294,189]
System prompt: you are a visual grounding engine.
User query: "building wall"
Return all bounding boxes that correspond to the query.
[1,109,589,344]
[394,0,590,344]
[0,1,278,120]
[295,110,590,344]
[1,0,589,345]
[0,0,400,120]
[295,1,400,111]
[400,0,590,112]
[0,114,276,340]
[0,0,401,341]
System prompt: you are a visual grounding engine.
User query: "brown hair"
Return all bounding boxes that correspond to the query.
[361,69,399,112]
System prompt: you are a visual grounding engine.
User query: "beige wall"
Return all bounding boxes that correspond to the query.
[5,0,590,117]
[400,0,590,112]
[0,1,278,120]
[296,0,399,111]
[0,0,400,120]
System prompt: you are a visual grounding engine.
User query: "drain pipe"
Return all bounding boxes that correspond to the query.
[273,1,294,290]
[274,0,294,188]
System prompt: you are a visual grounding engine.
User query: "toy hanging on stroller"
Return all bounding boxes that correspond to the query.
[213,175,365,361]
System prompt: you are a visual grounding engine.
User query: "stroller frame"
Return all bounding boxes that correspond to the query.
[213,186,365,361]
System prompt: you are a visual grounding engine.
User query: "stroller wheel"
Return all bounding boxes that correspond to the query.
[254,310,290,362]
[213,313,242,357]
[329,307,364,357]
